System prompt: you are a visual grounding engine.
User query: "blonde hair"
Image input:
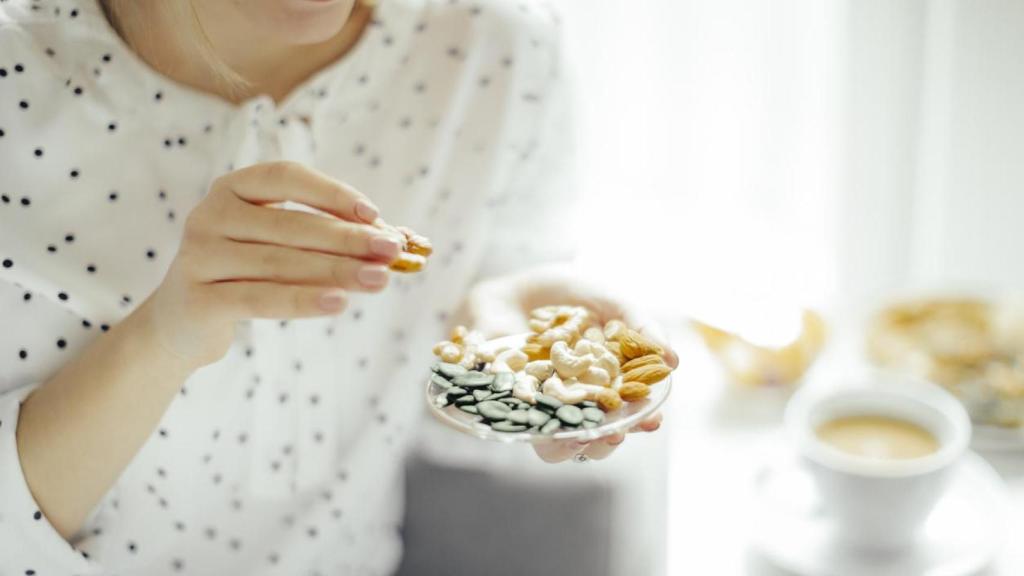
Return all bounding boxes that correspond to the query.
[100,0,249,92]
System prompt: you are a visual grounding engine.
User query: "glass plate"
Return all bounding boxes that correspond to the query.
[425,334,672,444]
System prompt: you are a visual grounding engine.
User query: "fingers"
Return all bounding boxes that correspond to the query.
[533,440,589,463]
[630,412,663,433]
[201,241,390,292]
[206,282,348,319]
[216,161,379,223]
[223,200,402,262]
[581,432,626,461]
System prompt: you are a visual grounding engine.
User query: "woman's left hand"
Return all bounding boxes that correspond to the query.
[456,265,678,463]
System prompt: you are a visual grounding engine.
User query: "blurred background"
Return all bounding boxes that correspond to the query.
[397,0,1024,575]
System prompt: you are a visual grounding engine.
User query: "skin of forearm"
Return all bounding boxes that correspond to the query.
[15,297,198,539]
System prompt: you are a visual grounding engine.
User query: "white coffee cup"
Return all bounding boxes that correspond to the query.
[784,374,971,551]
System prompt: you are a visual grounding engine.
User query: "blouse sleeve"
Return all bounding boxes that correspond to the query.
[475,5,579,278]
[0,281,99,574]
[0,20,101,572]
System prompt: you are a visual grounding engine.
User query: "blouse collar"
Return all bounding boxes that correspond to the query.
[58,0,421,127]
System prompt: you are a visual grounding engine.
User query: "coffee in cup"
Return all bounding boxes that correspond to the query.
[816,415,940,460]
[786,375,971,550]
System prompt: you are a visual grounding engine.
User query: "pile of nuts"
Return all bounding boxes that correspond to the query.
[429,305,675,434]
[375,219,433,273]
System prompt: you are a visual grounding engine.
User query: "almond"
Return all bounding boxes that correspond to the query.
[620,354,666,372]
[605,341,625,363]
[619,329,664,360]
[596,388,623,411]
[623,363,671,385]
[618,381,651,401]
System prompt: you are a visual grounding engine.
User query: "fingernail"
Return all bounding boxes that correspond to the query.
[369,235,401,259]
[357,265,389,288]
[606,434,626,446]
[355,201,379,223]
[318,291,347,312]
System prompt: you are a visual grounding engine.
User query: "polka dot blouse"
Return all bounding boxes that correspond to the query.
[0,0,572,574]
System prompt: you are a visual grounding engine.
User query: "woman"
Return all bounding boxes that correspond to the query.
[0,0,672,573]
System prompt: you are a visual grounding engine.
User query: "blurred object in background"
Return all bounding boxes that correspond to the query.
[692,308,827,387]
[867,295,1024,427]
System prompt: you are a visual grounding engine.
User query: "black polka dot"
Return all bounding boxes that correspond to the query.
[23,293,31,302]
[58,291,68,301]
[167,210,176,221]
[70,169,80,179]
[0,68,6,77]
[100,324,110,332]
[18,349,27,360]
[154,91,163,101]
[127,541,137,553]
[2,259,12,268]
[82,319,92,328]
[46,245,57,253]
[86,264,96,273]
[145,249,157,259]
[177,137,187,146]
[19,100,29,109]
[158,190,167,200]
[102,53,112,63]
[0,194,8,203]
[0,128,4,137]
[108,122,117,132]
[45,48,55,57]
[73,86,83,96]
[32,510,41,520]
[25,570,35,575]
[33,148,43,157]
[108,191,118,201]
[64,233,75,243]
[70,8,78,17]
[56,338,66,349]
[14,64,24,73]
[20,197,31,206]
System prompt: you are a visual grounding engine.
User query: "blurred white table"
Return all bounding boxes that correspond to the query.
[663,331,1024,576]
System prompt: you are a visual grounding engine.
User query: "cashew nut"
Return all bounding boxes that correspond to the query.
[543,374,608,404]
[525,360,555,381]
[550,341,594,378]
[583,326,606,344]
[542,374,589,404]
[579,366,611,387]
[604,319,627,341]
[531,305,595,348]
[491,348,528,373]
[433,341,462,363]
[513,374,540,403]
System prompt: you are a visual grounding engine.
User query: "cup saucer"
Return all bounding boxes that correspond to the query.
[749,450,1008,576]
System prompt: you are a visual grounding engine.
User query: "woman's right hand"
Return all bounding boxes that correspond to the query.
[145,161,402,369]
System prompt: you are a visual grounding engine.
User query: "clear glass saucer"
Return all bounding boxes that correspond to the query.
[424,334,672,444]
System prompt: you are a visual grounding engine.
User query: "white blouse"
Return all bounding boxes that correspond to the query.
[0,0,570,574]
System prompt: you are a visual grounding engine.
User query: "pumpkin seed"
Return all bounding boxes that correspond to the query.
[437,363,468,379]
[582,407,605,423]
[491,421,528,433]
[540,419,561,434]
[555,405,584,426]
[477,400,512,421]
